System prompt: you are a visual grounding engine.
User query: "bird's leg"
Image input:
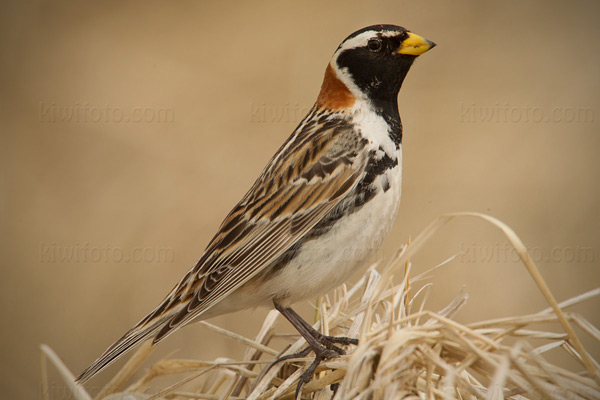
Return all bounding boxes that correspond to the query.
[258,345,313,382]
[273,302,358,399]
[280,305,358,348]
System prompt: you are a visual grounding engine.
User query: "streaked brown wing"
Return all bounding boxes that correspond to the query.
[153,116,368,340]
[76,113,368,383]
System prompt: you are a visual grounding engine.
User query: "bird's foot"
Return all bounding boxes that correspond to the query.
[265,338,353,399]
[294,342,341,400]
[317,333,359,348]
[264,346,313,375]
[272,304,359,399]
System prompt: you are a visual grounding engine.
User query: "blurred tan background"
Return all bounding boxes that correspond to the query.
[1,0,599,398]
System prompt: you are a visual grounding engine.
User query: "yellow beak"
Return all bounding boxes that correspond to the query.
[397,32,436,56]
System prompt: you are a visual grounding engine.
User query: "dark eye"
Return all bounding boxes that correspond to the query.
[367,38,382,52]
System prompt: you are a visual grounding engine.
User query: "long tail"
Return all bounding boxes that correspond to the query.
[75,312,174,383]
[76,265,203,383]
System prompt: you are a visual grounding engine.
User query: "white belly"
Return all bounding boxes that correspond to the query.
[200,104,404,317]
[260,152,403,306]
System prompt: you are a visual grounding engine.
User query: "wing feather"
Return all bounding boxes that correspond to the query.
[77,113,368,383]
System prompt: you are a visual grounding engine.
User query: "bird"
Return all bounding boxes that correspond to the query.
[76,24,435,395]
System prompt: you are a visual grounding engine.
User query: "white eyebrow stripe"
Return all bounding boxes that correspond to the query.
[380,30,402,38]
[338,31,377,51]
[338,29,401,52]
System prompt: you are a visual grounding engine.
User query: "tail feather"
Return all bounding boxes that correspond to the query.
[77,268,200,383]
[75,314,172,383]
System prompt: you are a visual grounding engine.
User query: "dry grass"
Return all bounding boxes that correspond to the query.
[41,213,600,399]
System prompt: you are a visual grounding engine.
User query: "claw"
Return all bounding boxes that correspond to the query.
[272,302,359,399]
[323,335,359,346]
[263,346,312,377]
[294,346,336,400]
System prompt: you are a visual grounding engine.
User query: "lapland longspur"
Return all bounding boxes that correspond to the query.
[77,24,435,394]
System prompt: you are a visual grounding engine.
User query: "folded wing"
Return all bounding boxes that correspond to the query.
[77,112,368,383]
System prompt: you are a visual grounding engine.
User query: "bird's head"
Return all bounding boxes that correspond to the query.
[317,24,435,110]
